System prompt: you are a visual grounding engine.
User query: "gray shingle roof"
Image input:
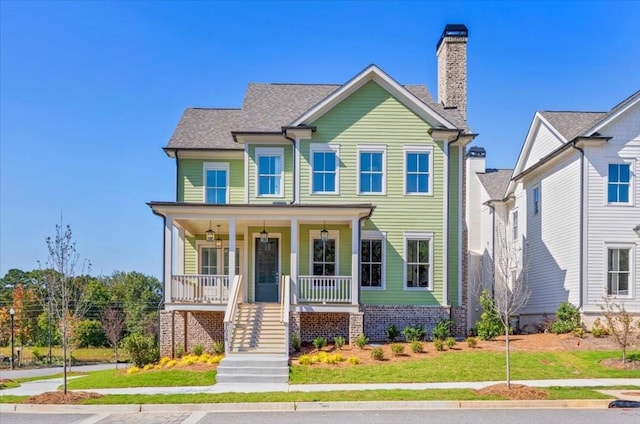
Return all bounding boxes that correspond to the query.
[538,111,607,142]
[166,80,469,149]
[477,169,513,200]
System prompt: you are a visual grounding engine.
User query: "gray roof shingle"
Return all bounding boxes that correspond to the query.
[477,169,513,200]
[538,111,607,142]
[166,80,469,149]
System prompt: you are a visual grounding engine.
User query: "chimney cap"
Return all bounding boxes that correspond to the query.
[437,24,468,50]
[467,146,486,158]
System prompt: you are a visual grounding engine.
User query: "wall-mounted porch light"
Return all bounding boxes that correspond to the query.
[634,225,640,237]
[320,221,329,242]
[206,220,215,242]
[260,221,269,244]
[215,225,223,248]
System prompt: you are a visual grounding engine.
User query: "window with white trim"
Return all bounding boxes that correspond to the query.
[404,232,433,290]
[361,232,385,289]
[608,163,631,204]
[256,148,284,196]
[532,186,540,215]
[310,144,339,194]
[357,145,386,194]
[404,146,432,195]
[607,248,630,296]
[512,211,518,241]
[204,162,229,204]
[310,230,338,277]
[199,242,241,275]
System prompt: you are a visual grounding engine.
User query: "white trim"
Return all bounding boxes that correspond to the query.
[308,229,340,276]
[443,144,449,304]
[356,144,387,195]
[203,162,230,204]
[457,146,463,307]
[587,93,640,135]
[294,139,301,204]
[255,147,285,197]
[252,232,282,302]
[309,143,340,195]
[403,231,435,291]
[605,158,635,207]
[196,239,244,275]
[361,230,386,290]
[532,185,541,216]
[403,145,434,196]
[603,243,635,300]
[243,144,249,203]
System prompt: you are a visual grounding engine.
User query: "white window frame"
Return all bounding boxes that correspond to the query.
[255,147,284,197]
[606,160,634,206]
[361,230,386,290]
[512,210,519,241]
[196,240,244,276]
[357,144,387,195]
[604,243,634,299]
[403,145,433,195]
[532,185,541,216]
[308,230,339,277]
[309,143,340,195]
[203,162,230,204]
[403,231,434,291]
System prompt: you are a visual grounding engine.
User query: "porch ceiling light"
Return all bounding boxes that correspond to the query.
[320,221,329,242]
[215,225,223,248]
[260,221,269,244]
[634,225,640,237]
[206,220,215,242]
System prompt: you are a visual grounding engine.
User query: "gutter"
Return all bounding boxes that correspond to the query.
[570,143,585,311]
[282,131,298,205]
[175,150,180,202]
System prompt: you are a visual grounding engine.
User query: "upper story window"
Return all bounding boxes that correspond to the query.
[404,232,433,290]
[512,211,518,241]
[311,144,339,194]
[204,162,229,204]
[608,163,631,204]
[532,186,540,215]
[256,147,283,197]
[404,145,433,195]
[358,145,386,195]
[607,247,630,297]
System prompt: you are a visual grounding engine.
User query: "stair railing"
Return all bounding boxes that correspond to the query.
[280,275,291,357]
[223,275,243,355]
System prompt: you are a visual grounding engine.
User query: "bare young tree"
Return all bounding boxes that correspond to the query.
[101,307,125,369]
[41,220,90,394]
[475,223,531,388]
[599,297,639,363]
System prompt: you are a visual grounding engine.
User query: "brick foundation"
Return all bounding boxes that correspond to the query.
[159,310,224,358]
[362,305,458,341]
[299,312,349,342]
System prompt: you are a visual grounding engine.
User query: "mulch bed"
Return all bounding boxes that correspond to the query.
[25,391,103,404]
[475,383,548,400]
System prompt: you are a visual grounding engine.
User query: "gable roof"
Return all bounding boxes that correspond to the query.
[166,65,470,150]
[537,111,606,142]
[477,169,513,201]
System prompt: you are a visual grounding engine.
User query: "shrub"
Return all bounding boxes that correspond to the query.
[402,325,425,342]
[193,344,204,356]
[290,333,301,352]
[390,343,405,356]
[175,344,184,358]
[466,337,478,348]
[445,337,457,348]
[122,333,159,367]
[212,341,225,355]
[77,319,107,348]
[433,339,445,351]
[347,356,360,365]
[298,354,312,365]
[333,335,346,350]
[410,340,424,353]
[31,348,45,362]
[370,347,385,360]
[354,333,369,349]
[591,318,609,338]
[126,366,140,374]
[476,290,502,341]
[551,302,581,334]
[207,356,222,365]
[385,324,400,342]
[312,336,327,350]
[572,327,585,338]
[432,320,454,341]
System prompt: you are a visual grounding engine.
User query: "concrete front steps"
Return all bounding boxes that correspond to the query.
[217,303,289,384]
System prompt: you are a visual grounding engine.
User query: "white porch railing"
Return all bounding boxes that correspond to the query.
[298,276,352,303]
[280,275,291,357]
[171,274,230,303]
[223,275,244,355]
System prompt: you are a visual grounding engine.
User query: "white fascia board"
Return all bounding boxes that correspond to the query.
[170,150,243,160]
[291,65,457,129]
[149,204,374,220]
[234,133,289,144]
[586,93,640,136]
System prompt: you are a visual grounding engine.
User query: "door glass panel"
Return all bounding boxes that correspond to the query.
[201,247,218,275]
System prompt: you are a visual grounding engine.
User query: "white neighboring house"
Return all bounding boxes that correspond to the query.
[504,90,640,328]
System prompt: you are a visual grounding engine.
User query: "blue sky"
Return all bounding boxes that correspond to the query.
[1,1,639,279]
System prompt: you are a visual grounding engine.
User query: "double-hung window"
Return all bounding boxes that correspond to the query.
[358,145,386,194]
[361,231,385,289]
[608,163,631,204]
[512,211,518,241]
[311,144,339,194]
[310,231,337,277]
[256,148,283,197]
[204,163,229,204]
[532,186,540,215]
[404,146,432,195]
[404,232,433,290]
[607,247,630,296]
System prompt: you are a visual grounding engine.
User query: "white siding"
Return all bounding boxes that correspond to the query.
[584,101,640,313]
[523,121,565,170]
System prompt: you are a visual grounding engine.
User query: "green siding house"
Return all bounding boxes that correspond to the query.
[149,25,476,370]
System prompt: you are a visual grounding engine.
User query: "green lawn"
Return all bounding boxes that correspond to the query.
[65,369,216,390]
[0,347,123,364]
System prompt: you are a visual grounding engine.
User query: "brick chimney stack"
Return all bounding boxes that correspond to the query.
[437,24,468,122]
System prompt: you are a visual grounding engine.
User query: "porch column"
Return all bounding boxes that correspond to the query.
[351,218,359,305]
[290,217,298,305]
[228,217,236,301]
[175,224,185,275]
[164,215,174,305]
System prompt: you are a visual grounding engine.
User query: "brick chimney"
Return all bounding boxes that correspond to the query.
[437,24,468,122]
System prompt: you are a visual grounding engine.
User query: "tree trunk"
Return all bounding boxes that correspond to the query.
[505,325,511,389]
